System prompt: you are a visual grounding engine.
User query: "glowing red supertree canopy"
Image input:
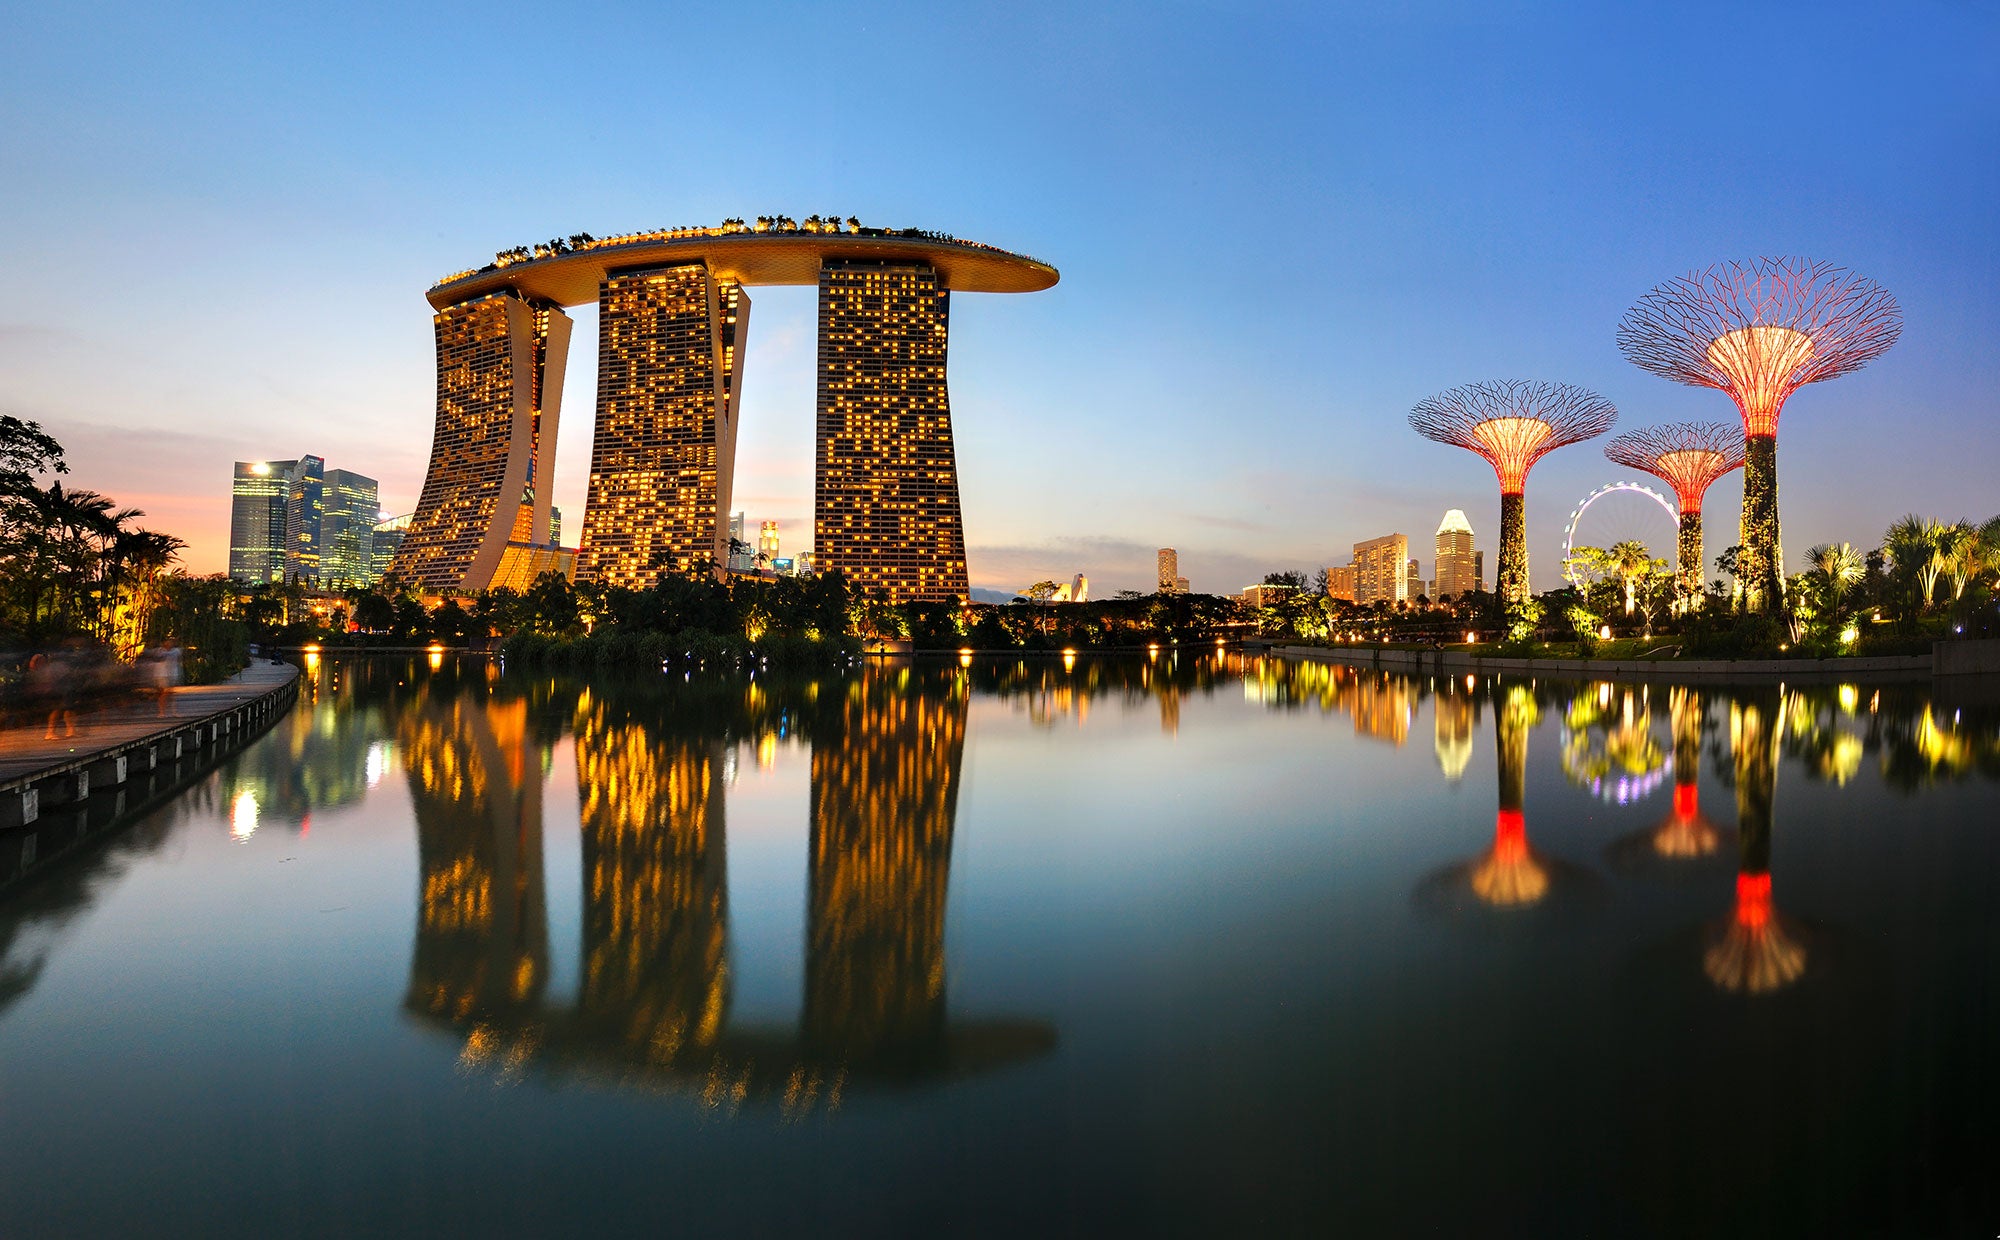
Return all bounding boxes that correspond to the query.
[1603,422,1745,516]
[1617,259,1898,612]
[1410,381,1616,606]
[1616,258,1900,438]
[1409,380,1619,494]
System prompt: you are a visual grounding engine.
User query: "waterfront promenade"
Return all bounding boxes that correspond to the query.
[0,660,299,830]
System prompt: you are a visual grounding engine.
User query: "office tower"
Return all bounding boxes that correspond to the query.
[1353,534,1409,604]
[815,261,967,603]
[229,459,299,584]
[284,455,326,584]
[1407,559,1425,601]
[393,290,572,593]
[1324,564,1357,603]
[577,264,750,588]
[759,520,780,562]
[1157,548,1179,593]
[372,514,410,582]
[549,506,562,547]
[1070,573,1088,604]
[1433,509,1481,599]
[317,469,380,588]
[797,551,817,576]
[1174,575,1189,594]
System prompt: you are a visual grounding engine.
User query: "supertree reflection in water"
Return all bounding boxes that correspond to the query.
[1606,686,1732,874]
[1417,682,1598,916]
[1703,690,1806,995]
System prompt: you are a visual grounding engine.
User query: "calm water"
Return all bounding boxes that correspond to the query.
[1,652,1997,1237]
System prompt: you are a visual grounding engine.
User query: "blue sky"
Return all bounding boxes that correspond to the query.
[3,1,1995,594]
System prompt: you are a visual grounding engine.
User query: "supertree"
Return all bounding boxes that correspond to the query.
[1603,422,1746,608]
[1410,380,1618,608]
[1617,258,1900,612]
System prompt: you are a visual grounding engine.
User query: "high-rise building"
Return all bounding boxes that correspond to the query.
[284,455,326,584]
[1353,534,1409,605]
[229,459,299,584]
[392,290,572,593]
[1433,509,1481,599]
[1407,558,1425,602]
[796,550,817,576]
[815,261,967,603]
[758,520,781,563]
[727,511,754,572]
[1070,573,1088,604]
[1157,548,1179,593]
[372,514,411,582]
[575,264,749,588]
[318,469,380,588]
[550,507,563,548]
[1324,564,1357,603]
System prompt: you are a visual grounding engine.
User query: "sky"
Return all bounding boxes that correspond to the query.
[3,1,1996,596]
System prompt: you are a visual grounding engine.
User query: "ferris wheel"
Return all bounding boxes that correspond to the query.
[1562,482,1679,589]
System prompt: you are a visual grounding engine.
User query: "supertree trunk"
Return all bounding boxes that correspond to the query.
[1739,434,1782,611]
[1497,491,1529,608]
[1677,509,1705,610]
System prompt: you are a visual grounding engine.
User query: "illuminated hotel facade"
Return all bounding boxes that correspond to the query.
[392,225,1056,601]
[1353,533,1409,605]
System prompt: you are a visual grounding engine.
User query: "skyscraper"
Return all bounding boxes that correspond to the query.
[319,469,380,588]
[815,261,966,602]
[549,506,563,548]
[1324,564,1357,603]
[758,520,780,563]
[1433,509,1482,599]
[576,264,749,588]
[1157,548,1179,593]
[393,290,572,593]
[1407,558,1425,602]
[1353,534,1409,605]
[372,514,410,582]
[284,455,325,584]
[229,459,298,584]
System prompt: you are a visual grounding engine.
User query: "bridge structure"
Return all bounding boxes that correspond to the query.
[389,224,1058,603]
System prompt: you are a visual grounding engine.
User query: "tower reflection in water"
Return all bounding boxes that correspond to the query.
[401,664,1051,1112]
[1704,687,1806,994]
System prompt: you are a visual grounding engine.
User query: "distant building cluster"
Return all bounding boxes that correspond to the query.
[1324,511,1484,606]
[229,457,403,588]
[1156,548,1189,594]
[727,510,814,577]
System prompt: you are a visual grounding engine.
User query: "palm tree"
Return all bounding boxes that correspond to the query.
[1938,521,1980,602]
[1606,540,1665,616]
[1805,542,1865,619]
[1884,514,1947,612]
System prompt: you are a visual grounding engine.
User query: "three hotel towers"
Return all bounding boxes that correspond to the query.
[391,225,1057,603]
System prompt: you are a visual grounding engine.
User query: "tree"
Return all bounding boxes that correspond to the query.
[1804,542,1865,623]
[1262,570,1308,589]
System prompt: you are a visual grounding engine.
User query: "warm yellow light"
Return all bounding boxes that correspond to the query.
[1840,625,1859,645]
[1706,325,1814,434]
[301,642,322,653]
[1599,625,1612,640]
[1464,631,1476,643]
[230,789,259,840]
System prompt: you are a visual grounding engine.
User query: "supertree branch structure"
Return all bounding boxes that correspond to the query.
[1604,422,1746,607]
[1616,258,1900,612]
[1410,380,1618,608]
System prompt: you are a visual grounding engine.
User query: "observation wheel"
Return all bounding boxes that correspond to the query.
[1562,482,1679,589]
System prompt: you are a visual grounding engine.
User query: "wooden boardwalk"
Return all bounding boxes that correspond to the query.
[0,660,299,827]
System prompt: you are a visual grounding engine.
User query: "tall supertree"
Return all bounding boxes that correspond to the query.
[1617,258,1900,612]
[1603,422,1746,608]
[1410,380,1618,608]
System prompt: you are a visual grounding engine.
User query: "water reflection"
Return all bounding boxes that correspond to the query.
[1606,687,1730,871]
[399,666,1051,1112]
[1703,688,1809,994]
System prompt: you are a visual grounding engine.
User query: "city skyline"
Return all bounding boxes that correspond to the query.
[6,4,1996,595]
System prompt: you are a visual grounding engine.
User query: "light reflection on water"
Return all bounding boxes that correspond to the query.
[0,652,1996,1235]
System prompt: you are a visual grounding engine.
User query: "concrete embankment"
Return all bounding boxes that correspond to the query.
[1273,644,1934,684]
[0,660,299,886]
